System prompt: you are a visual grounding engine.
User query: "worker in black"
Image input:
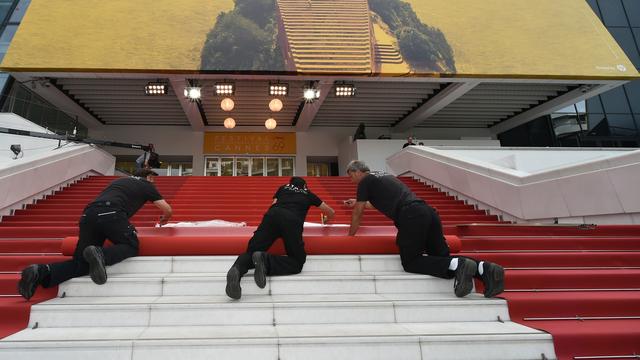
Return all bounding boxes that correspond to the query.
[17,169,173,301]
[344,160,504,298]
[226,177,335,300]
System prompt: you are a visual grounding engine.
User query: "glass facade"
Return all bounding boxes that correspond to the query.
[0,0,89,137]
[1,80,88,136]
[500,0,640,147]
[0,0,27,91]
[584,0,640,144]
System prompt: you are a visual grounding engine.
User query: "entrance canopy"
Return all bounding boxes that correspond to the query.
[1,0,637,134]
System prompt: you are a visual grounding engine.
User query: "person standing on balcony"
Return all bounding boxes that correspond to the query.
[402,136,416,148]
[17,169,173,301]
[343,160,504,298]
[225,177,335,300]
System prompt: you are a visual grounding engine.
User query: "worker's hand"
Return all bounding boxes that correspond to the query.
[321,214,330,224]
[158,215,169,226]
[343,199,356,208]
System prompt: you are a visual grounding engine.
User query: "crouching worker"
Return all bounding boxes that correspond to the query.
[18,169,172,300]
[226,177,335,300]
[344,160,505,298]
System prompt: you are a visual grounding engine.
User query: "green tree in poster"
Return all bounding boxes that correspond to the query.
[369,0,456,73]
[201,0,284,71]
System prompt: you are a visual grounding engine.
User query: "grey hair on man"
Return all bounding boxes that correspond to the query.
[346,160,370,174]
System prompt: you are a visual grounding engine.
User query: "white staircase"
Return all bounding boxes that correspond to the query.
[0,255,557,360]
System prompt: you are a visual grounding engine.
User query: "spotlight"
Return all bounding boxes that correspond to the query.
[184,86,202,101]
[269,83,289,96]
[335,83,356,97]
[220,97,235,111]
[145,82,168,95]
[265,118,277,130]
[215,83,235,96]
[303,88,320,102]
[224,117,236,129]
[269,98,283,112]
[10,144,22,159]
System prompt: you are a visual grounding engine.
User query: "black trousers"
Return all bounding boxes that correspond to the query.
[44,206,139,287]
[395,202,462,279]
[232,207,306,277]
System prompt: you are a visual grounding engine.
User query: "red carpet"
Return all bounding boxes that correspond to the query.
[2,175,639,360]
[460,225,640,360]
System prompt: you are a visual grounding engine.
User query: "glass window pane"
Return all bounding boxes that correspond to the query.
[598,0,629,27]
[623,0,640,26]
[0,24,18,44]
[205,158,219,176]
[587,113,607,132]
[9,0,31,23]
[586,96,604,113]
[251,157,264,176]
[586,0,602,19]
[236,158,249,176]
[608,27,640,69]
[267,158,279,176]
[634,28,640,60]
[600,86,631,113]
[0,3,12,24]
[607,114,638,136]
[281,158,294,177]
[624,80,640,113]
[221,158,233,176]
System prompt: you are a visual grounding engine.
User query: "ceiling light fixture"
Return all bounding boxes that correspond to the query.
[269,83,289,97]
[269,98,283,112]
[335,83,356,97]
[303,87,320,102]
[184,86,202,101]
[265,118,277,130]
[221,97,235,111]
[145,82,168,95]
[224,117,236,129]
[215,82,235,96]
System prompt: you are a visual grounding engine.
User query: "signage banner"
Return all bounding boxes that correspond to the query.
[203,132,296,155]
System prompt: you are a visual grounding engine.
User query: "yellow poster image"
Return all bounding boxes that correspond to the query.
[1,0,637,79]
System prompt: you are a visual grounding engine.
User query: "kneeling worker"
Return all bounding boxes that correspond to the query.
[18,169,172,300]
[226,177,335,299]
[344,160,504,298]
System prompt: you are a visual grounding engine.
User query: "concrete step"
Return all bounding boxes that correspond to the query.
[58,272,460,297]
[105,255,405,274]
[27,294,508,328]
[0,255,557,359]
[0,322,555,360]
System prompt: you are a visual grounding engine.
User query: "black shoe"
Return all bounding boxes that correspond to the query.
[454,258,477,297]
[83,246,107,285]
[225,266,242,300]
[18,264,41,301]
[252,251,267,289]
[481,261,505,298]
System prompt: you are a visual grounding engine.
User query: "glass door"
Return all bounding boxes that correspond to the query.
[205,156,295,176]
[236,157,249,176]
[266,158,279,176]
[251,157,265,176]
[205,157,220,176]
[220,157,234,176]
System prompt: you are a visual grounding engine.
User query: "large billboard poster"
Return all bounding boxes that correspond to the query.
[1,0,637,79]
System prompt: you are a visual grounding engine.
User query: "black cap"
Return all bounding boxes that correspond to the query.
[134,168,159,177]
